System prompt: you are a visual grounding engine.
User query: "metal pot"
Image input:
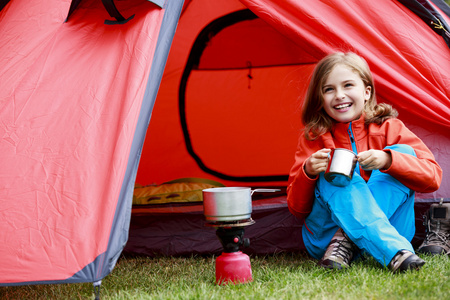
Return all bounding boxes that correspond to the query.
[324,148,357,187]
[202,187,280,222]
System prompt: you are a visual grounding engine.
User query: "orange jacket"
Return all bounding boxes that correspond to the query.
[287,115,443,220]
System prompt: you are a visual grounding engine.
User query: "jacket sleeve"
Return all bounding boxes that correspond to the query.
[379,119,442,193]
[286,134,323,220]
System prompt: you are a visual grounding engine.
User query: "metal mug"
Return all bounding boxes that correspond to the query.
[324,148,357,187]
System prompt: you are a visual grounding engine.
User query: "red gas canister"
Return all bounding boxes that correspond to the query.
[215,251,253,285]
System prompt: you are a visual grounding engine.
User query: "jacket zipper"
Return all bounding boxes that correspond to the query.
[347,122,360,175]
[347,122,358,153]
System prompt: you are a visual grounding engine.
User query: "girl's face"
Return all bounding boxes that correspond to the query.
[322,64,371,123]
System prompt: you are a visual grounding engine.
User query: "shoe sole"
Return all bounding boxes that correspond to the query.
[395,257,426,273]
[318,259,346,270]
[408,260,426,271]
[418,246,447,255]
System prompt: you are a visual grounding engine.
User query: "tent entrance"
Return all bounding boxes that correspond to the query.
[179,10,315,182]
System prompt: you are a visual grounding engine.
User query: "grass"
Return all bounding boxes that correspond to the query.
[0,252,449,299]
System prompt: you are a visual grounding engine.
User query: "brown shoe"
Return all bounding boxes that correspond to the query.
[417,202,450,256]
[389,250,425,273]
[318,228,358,270]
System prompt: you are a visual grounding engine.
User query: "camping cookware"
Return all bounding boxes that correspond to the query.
[324,148,357,187]
[202,187,280,222]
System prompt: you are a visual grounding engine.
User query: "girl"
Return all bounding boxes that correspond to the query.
[287,52,442,272]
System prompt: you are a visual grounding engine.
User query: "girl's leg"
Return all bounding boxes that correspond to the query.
[302,147,416,266]
[367,144,416,242]
[302,192,338,260]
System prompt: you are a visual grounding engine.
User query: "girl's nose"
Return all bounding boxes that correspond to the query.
[336,88,345,99]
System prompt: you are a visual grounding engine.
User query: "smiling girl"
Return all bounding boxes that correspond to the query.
[287,52,442,272]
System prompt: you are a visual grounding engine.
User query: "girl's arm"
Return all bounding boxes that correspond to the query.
[287,135,327,219]
[374,119,442,193]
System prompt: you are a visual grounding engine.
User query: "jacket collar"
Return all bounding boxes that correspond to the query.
[331,113,366,137]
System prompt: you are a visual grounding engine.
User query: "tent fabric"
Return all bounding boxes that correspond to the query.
[179,9,308,182]
[399,0,450,48]
[239,0,450,200]
[137,0,449,202]
[1,0,449,287]
[125,0,450,259]
[431,0,450,17]
[0,0,183,285]
[240,0,450,133]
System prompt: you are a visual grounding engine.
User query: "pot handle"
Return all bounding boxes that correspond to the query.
[251,188,281,195]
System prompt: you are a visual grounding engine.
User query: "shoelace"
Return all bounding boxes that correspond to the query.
[424,229,450,255]
[330,239,354,263]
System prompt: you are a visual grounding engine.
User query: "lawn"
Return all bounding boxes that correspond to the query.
[1,252,448,299]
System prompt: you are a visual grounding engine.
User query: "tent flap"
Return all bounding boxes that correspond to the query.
[0,0,183,286]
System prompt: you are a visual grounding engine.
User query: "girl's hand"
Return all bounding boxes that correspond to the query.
[357,150,392,170]
[305,148,331,177]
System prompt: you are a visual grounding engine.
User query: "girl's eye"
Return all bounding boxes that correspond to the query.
[323,87,333,93]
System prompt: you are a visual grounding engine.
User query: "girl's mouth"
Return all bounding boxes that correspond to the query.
[334,103,352,110]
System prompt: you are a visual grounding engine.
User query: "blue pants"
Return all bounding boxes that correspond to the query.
[302,145,416,267]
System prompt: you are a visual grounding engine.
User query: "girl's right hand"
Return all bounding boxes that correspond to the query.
[304,148,331,178]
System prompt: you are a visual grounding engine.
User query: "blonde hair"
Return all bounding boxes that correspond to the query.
[302,52,397,140]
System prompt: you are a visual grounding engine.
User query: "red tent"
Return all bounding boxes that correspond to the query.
[127,0,450,256]
[1,0,449,290]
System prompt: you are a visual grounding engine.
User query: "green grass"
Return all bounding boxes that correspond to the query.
[1,252,449,299]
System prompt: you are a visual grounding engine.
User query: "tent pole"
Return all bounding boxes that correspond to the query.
[93,280,102,300]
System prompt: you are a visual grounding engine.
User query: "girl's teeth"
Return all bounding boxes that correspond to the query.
[335,104,351,109]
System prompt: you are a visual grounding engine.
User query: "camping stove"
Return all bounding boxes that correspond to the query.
[205,218,255,285]
[202,187,277,285]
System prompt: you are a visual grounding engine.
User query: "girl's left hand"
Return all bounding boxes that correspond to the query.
[357,150,392,170]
